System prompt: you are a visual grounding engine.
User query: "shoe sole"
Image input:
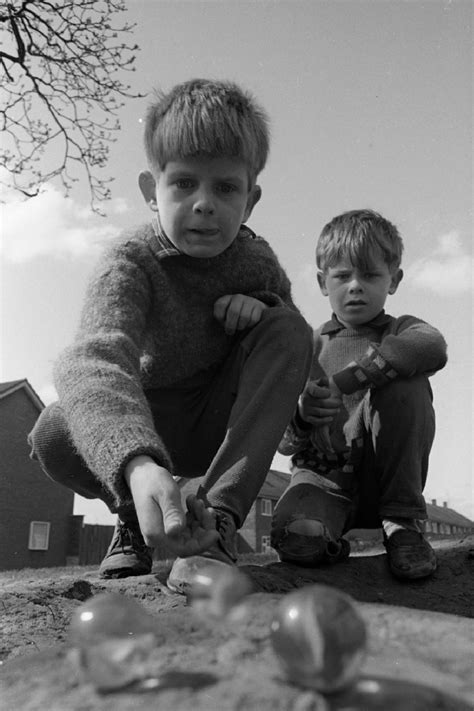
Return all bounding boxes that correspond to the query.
[388,559,437,580]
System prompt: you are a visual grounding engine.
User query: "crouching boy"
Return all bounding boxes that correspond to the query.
[29,79,313,592]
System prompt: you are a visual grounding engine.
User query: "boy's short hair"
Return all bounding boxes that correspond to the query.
[144,78,270,184]
[316,209,404,272]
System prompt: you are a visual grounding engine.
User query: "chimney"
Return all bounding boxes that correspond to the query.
[443,501,448,508]
[431,499,437,506]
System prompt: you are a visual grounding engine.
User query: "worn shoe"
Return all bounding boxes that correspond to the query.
[384,529,437,580]
[272,516,351,567]
[99,519,153,579]
[167,509,238,595]
[271,475,352,567]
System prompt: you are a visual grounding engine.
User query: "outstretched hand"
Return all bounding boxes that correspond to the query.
[124,456,219,557]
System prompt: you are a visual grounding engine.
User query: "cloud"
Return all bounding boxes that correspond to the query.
[0,181,128,263]
[406,232,473,295]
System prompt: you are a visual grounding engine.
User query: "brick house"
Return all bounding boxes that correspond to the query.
[0,379,74,570]
[239,469,291,553]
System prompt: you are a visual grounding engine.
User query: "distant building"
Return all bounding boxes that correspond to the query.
[0,379,74,570]
[424,499,474,537]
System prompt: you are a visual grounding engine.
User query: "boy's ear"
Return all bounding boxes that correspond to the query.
[317,270,328,296]
[138,170,158,211]
[243,184,262,222]
[389,268,403,294]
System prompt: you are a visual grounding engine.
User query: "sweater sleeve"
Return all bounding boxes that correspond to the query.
[54,238,172,508]
[332,315,448,394]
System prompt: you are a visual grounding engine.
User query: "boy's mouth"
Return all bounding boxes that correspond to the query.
[345,300,366,306]
[188,227,219,236]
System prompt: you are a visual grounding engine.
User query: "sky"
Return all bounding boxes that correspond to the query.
[1,0,472,523]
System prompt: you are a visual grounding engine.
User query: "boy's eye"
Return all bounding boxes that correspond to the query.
[175,178,194,189]
[217,182,237,194]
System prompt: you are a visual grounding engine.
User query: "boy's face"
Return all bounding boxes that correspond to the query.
[139,156,260,258]
[317,253,403,328]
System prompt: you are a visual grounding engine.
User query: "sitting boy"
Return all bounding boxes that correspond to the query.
[29,78,313,591]
[271,209,447,580]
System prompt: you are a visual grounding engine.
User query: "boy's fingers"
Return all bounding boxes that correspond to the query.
[225,306,241,334]
[306,415,334,426]
[305,382,331,398]
[158,487,187,537]
[133,497,166,547]
[213,295,231,322]
[167,528,220,558]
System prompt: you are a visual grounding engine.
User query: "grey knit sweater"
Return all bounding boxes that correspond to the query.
[279,310,448,467]
[54,223,297,505]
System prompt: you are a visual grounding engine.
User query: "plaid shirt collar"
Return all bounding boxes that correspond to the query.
[321,310,392,335]
[151,216,182,259]
[150,216,258,259]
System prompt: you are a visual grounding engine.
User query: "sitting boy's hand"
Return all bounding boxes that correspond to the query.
[214,294,268,335]
[298,378,342,427]
[124,456,219,557]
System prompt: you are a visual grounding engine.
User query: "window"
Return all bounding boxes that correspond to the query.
[261,535,272,553]
[261,498,272,516]
[28,521,51,550]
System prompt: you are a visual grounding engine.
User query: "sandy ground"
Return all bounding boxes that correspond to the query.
[1,536,473,710]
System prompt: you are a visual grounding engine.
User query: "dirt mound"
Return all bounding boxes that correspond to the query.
[1,537,473,710]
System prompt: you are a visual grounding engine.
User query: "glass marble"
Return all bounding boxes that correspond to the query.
[271,584,367,693]
[68,592,161,692]
[189,562,253,619]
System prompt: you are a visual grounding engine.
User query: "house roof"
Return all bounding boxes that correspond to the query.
[259,469,291,499]
[0,379,44,411]
[426,502,473,527]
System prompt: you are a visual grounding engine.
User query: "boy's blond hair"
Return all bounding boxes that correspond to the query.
[316,209,404,273]
[144,78,269,185]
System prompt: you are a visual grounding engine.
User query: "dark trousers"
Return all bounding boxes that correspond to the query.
[29,308,313,527]
[272,376,435,540]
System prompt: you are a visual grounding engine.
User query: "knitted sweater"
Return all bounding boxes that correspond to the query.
[54,222,297,505]
[279,310,448,469]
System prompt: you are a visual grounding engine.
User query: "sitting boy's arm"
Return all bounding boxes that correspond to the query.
[332,315,448,394]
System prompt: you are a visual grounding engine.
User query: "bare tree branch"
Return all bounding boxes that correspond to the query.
[0,0,143,211]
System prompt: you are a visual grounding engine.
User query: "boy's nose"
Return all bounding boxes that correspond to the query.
[193,191,215,214]
[348,279,363,292]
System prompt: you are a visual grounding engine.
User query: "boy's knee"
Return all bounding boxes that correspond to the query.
[260,307,313,352]
[371,376,433,409]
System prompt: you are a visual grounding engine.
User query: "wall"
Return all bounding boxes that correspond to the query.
[0,389,74,569]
